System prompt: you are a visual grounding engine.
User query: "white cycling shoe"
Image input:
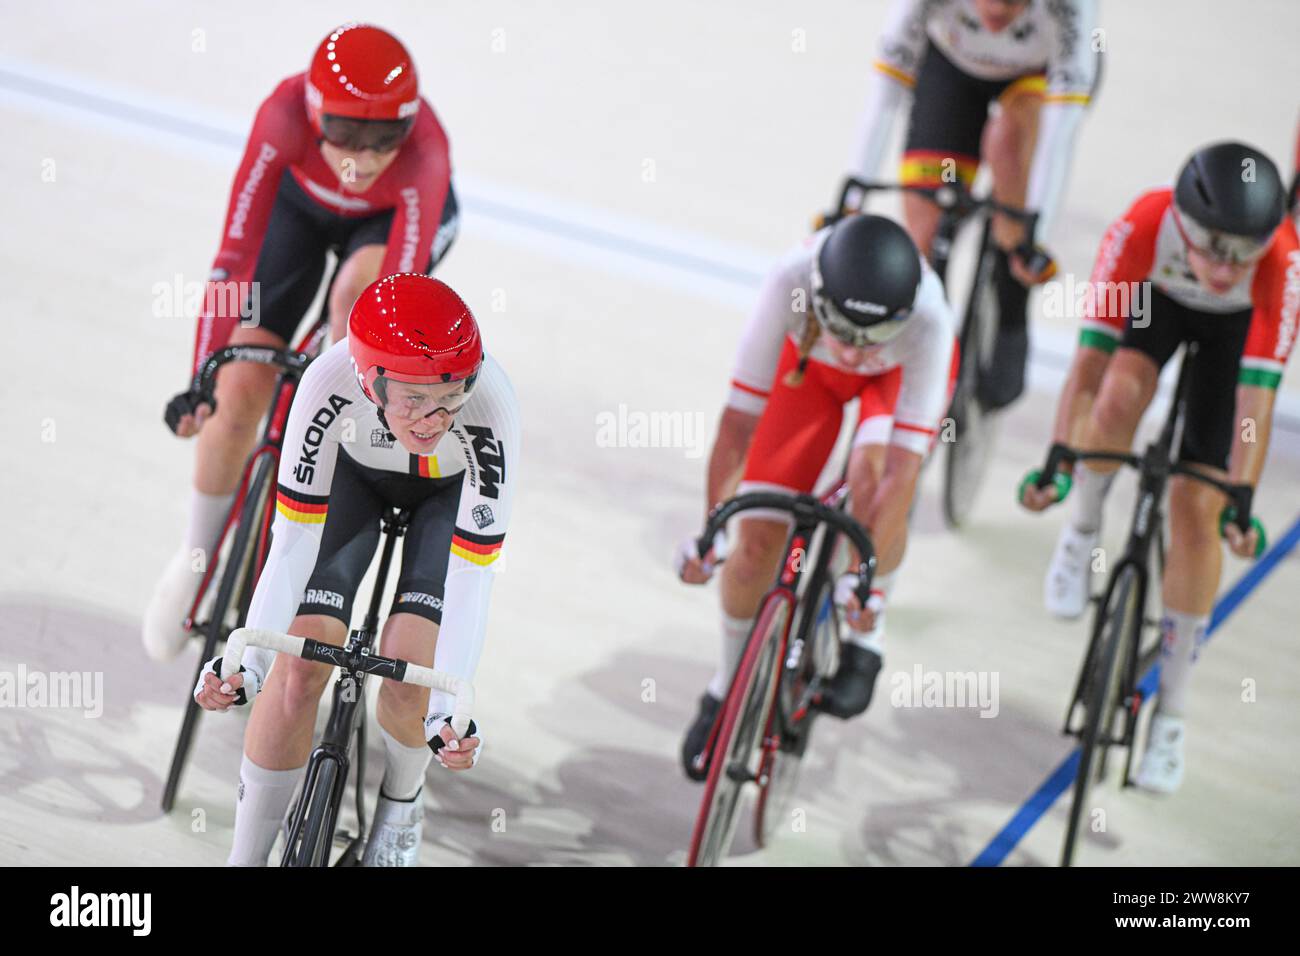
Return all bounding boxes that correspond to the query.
[1135,712,1185,794]
[1043,524,1099,620]
[142,547,202,662]
[362,792,425,866]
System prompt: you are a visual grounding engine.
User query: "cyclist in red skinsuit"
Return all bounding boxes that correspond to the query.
[143,24,460,662]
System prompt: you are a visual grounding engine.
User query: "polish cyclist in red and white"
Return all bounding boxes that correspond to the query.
[675,214,958,779]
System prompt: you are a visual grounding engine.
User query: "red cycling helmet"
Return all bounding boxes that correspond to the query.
[305,23,419,133]
[348,274,483,408]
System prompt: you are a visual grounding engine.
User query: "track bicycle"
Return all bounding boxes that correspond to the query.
[221,507,475,867]
[686,484,876,867]
[1031,343,1258,866]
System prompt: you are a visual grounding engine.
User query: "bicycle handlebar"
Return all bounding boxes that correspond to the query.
[223,627,475,738]
[825,176,1052,278]
[696,492,877,606]
[1035,441,1256,532]
[191,345,311,399]
[830,176,1040,228]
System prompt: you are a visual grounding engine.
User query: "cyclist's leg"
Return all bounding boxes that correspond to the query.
[146,177,330,660]
[229,452,384,866]
[1139,309,1252,791]
[363,474,466,865]
[715,346,851,691]
[196,174,332,499]
[898,44,988,255]
[978,75,1044,408]
[1044,324,1167,617]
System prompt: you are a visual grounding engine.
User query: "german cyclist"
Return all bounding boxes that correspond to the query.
[848,0,1099,408]
[144,24,460,661]
[193,273,518,866]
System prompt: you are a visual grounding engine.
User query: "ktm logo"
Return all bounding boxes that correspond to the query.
[465,425,505,500]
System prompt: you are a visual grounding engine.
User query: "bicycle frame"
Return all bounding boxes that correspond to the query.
[693,483,870,778]
[1040,343,1256,785]
[182,320,328,630]
[280,507,410,865]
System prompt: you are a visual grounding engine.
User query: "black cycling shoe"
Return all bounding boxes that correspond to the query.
[681,692,723,782]
[977,249,1030,410]
[817,644,883,719]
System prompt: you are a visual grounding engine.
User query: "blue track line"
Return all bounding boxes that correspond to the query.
[971,512,1300,867]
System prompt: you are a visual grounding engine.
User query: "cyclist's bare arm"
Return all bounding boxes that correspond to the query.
[1221,385,1276,557]
[706,407,759,516]
[1021,344,1112,512]
[677,407,758,585]
[852,444,922,577]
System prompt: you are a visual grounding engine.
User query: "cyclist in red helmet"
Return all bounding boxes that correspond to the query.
[144,23,461,662]
[193,274,520,866]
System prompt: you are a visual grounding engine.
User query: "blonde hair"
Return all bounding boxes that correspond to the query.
[782,312,822,387]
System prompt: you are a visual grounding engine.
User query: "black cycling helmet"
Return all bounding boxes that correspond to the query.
[1173,141,1286,263]
[811,214,922,347]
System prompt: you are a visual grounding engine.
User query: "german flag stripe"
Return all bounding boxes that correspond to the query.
[451,530,505,567]
[409,454,441,478]
[452,528,506,551]
[899,151,979,187]
[1044,92,1091,106]
[276,485,329,524]
[451,531,505,567]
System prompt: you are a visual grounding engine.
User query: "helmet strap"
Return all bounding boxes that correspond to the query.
[375,408,396,442]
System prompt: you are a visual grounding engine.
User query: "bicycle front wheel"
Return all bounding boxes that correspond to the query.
[753,574,838,848]
[161,453,276,812]
[688,593,789,867]
[1061,564,1140,867]
[282,756,342,868]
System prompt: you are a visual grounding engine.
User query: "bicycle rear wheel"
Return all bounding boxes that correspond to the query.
[688,594,789,867]
[942,227,1000,528]
[1061,564,1140,867]
[161,454,276,812]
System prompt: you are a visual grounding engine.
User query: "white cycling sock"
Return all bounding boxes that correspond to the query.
[227,755,305,867]
[1155,609,1209,718]
[706,613,754,700]
[1071,464,1115,535]
[185,488,235,558]
[379,724,432,800]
